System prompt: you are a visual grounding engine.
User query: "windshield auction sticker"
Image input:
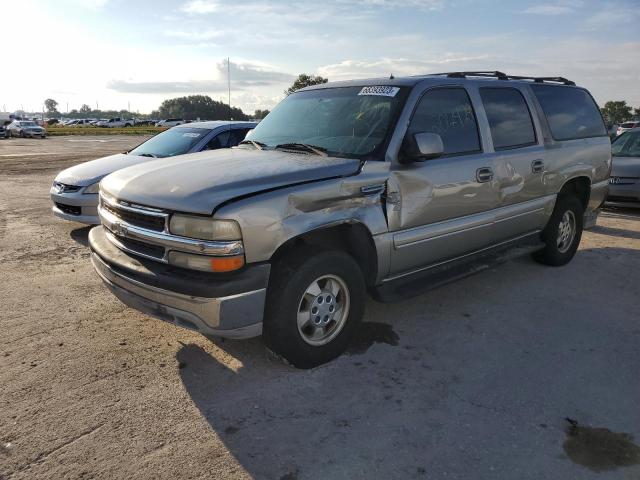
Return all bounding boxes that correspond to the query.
[182,133,202,138]
[358,86,400,97]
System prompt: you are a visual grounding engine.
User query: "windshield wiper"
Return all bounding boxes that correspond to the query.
[138,153,158,158]
[239,140,266,150]
[275,143,328,156]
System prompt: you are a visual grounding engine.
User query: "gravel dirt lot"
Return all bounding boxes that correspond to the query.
[1,136,640,480]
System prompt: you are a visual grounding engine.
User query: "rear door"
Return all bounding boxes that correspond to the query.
[387,86,500,275]
[478,86,554,242]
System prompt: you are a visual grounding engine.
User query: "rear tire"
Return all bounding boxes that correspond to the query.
[533,195,584,266]
[263,248,366,369]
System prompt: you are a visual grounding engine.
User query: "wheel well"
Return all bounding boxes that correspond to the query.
[560,177,590,210]
[271,223,378,288]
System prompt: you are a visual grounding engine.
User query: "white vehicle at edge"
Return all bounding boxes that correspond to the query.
[97,117,134,128]
[155,118,185,127]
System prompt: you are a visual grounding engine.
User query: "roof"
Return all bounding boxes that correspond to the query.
[300,71,581,92]
[175,120,258,129]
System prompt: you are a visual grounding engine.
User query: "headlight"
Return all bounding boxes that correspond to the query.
[168,251,245,272]
[83,182,100,194]
[169,214,241,241]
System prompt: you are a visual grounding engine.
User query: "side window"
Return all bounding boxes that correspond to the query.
[530,84,607,141]
[480,88,536,150]
[228,128,250,147]
[206,130,230,150]
[409,88,481,156]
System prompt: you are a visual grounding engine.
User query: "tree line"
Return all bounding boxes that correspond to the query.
[40,74,329,121]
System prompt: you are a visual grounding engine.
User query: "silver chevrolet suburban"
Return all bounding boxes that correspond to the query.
[89,71,610,368]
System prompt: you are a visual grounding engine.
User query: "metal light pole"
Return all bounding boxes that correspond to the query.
[228,57,232,121]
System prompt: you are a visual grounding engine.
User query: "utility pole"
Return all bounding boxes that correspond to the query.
[228,57,232,121]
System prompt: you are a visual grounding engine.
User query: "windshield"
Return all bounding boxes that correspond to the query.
[245,85,407,158]
[612,130,640,157]
[129,127,210,158]
[21,121,36,126]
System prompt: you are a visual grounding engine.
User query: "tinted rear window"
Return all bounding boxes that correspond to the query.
[480,88,536,150]
[531,85,606,141]
[621,122,637,128]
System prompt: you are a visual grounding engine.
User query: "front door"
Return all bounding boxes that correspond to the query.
[386,86,500,276]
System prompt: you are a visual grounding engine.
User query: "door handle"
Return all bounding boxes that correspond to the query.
[476,167,494,183]
[532,159,545,173]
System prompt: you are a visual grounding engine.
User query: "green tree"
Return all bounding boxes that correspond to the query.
[155,95,248,121]
[253,109,270,119]
[634,107,640,118]
[44,98,58,113]
[600,101,632,124]
[80,104,91,113]
[285,74,328,95]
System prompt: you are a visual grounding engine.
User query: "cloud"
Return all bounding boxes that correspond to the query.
[107,60,294,94]
[583,9,639,29]
[181,0,217,14]
[524,0,582,15]
[317,54,492,80]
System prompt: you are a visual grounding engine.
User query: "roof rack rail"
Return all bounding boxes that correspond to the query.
[428,71,575,86]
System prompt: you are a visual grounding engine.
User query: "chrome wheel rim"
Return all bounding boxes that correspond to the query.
[557,210,576,253]
[297,274,350,346]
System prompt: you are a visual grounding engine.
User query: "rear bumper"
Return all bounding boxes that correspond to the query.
[89,226,269,338]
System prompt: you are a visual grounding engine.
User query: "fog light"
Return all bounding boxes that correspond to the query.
[168,251,244,272]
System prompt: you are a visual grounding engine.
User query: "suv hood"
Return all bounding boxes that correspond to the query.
[100,148,361,215]
[55,153,156,187]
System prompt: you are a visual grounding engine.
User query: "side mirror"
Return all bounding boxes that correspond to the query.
[400,131,444,163]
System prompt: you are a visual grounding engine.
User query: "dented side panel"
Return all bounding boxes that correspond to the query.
[215,161,392,280]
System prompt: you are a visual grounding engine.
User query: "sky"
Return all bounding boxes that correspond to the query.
[2,0,639,115]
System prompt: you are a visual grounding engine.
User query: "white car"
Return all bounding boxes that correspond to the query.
[155,118,185,127]
[51,121,257,224]
[617,121,640,136]
[97,117,134,128]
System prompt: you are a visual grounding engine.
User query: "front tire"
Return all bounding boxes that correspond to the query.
[263,248,366,369]
[533,195,584,266]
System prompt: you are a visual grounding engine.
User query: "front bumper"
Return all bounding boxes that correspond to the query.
[25,130,46,137]
[606,181,640,207]
[50,189,99,224]
[89,226,269,339]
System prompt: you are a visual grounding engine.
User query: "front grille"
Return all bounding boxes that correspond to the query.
[55,202,81,215]
[111,233,165,260]
[608,195,639,203]
[102,202,165,232]
[53,182,81,193]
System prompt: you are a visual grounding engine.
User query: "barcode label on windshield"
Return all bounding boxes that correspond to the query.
[358,86,400,97]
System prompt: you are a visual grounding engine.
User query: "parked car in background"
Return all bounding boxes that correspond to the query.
[0,113,11,138]
[97,117,134,128]
[7,120,46,138]
[156,118,184,127]
[606,128,640,207]
[51,121,257,224]
[616,121,640,136]
[88,72,610,368]
[0,122,10,139]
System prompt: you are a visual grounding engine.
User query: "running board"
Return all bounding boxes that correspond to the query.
[372,234,545,303]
